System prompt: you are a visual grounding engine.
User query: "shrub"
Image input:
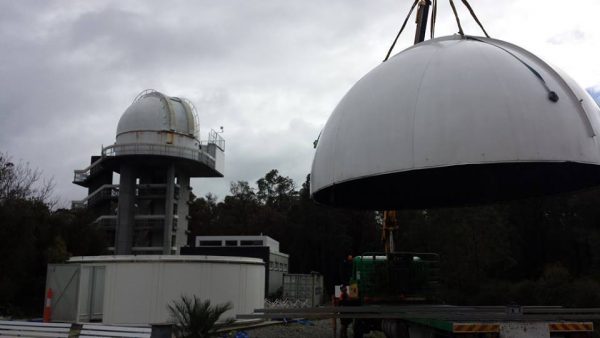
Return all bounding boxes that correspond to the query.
[168,295,234,338]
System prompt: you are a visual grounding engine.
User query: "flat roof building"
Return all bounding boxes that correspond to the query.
[182,235,289,296]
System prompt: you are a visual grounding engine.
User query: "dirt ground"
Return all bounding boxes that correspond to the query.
[239,319,384,338]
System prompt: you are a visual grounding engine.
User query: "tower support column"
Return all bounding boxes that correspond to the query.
[116,162,136,255]
[176,173,191,252]
[163,164,176,254]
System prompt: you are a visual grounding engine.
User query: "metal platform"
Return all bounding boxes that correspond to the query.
[237,305,600,321]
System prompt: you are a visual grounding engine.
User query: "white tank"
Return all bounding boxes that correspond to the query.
[311,35,600,209]
[47,255,265,324]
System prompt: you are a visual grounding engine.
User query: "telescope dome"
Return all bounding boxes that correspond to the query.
[311,35,600,209]
[116,90,199,143]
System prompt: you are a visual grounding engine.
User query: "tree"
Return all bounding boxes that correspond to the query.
[0,153,54,205]
[256,169,297,210]
[0,151,106,316]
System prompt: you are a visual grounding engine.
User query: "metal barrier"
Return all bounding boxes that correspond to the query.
[102,143,216,169]
[73,158,104,184]
[72,184,119,208]
[208,129,226,151]
[264,298,310,309]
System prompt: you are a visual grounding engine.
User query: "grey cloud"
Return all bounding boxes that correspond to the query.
[547,29,585,45]
[2,0,599,207]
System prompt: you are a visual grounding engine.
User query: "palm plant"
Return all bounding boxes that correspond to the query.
[168,295,234,338]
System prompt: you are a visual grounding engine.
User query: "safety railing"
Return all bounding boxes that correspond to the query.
[93,214,177,229]
[72,184,119,209]
[207,129,225,151]
[73,158,104,184]
[136,184,180,199]
[102,143,216,168]
[94,215,117,228]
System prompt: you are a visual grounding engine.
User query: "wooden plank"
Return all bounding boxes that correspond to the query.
[80,336,150,338]
[0,325,70,332]
[0,329,69,337]
[80,330,150,338]
[81,325,151,333]
[0,321,71,328]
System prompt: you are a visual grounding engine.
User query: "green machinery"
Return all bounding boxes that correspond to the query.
[348,252,440,304]
[344,252,440,337]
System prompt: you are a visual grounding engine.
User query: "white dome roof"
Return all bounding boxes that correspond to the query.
[311,35,600,209]
[116,90,199,138]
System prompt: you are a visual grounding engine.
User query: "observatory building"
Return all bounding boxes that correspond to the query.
[49,91,265,325]
[72,90,225,254]
[311,35,600,210]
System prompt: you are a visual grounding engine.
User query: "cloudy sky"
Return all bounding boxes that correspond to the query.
[1,0,600,207]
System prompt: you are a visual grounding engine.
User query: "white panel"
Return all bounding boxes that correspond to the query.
[78,266,92,322]
[98,258,264,325]
[500,322,549,338]
[45,264,80,322]
[103,263,157,324]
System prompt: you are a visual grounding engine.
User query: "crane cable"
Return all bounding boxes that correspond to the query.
[430,0,437,39]
[384,0,490,61]
[383,0,419,62]
[461,0,490,38]
[448,0,464,36]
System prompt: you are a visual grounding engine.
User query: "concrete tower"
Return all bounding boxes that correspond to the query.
[73,90,224,255]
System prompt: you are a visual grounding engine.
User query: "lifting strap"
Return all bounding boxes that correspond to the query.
[383,0,419,62]
[383,0,491,60]
[461,0,490,38]
[448,0,464,36]
[430,0,438,39]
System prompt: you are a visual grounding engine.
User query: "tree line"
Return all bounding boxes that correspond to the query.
[190,169,600,307]
[0,153,106,317]
[188,169,380,293]
[2,150,600,317]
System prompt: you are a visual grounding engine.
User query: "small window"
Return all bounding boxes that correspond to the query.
[240,240,263,246]
[225,240,237,246]
[198,240,222,246]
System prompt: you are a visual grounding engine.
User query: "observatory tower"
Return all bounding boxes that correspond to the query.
[72,90,225,255]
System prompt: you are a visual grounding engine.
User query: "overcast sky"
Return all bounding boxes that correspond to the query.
[1,0,600,207]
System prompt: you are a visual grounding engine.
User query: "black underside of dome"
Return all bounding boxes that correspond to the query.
[311,162,600,210]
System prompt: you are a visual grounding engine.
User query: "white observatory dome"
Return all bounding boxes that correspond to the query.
[311,35,600,209]
[116,90,199,147]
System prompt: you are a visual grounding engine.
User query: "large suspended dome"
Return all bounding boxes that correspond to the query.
[311,35,600,209]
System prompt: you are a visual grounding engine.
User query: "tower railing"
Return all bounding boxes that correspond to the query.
[73,157,105,184]
[102,143,217,168]
[72,184,119,208]
[207,129,226,151]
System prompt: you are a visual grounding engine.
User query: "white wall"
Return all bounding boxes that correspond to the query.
[100,259,264,324]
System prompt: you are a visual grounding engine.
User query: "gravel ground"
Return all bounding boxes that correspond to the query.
[241,320,385,338]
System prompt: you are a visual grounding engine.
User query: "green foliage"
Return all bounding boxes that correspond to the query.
[0,152,107,317]
[394,190,600,306]
[189,171,378,291]
[190,167,600,307]
[46,236,69,263]
[167,295,234,338]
